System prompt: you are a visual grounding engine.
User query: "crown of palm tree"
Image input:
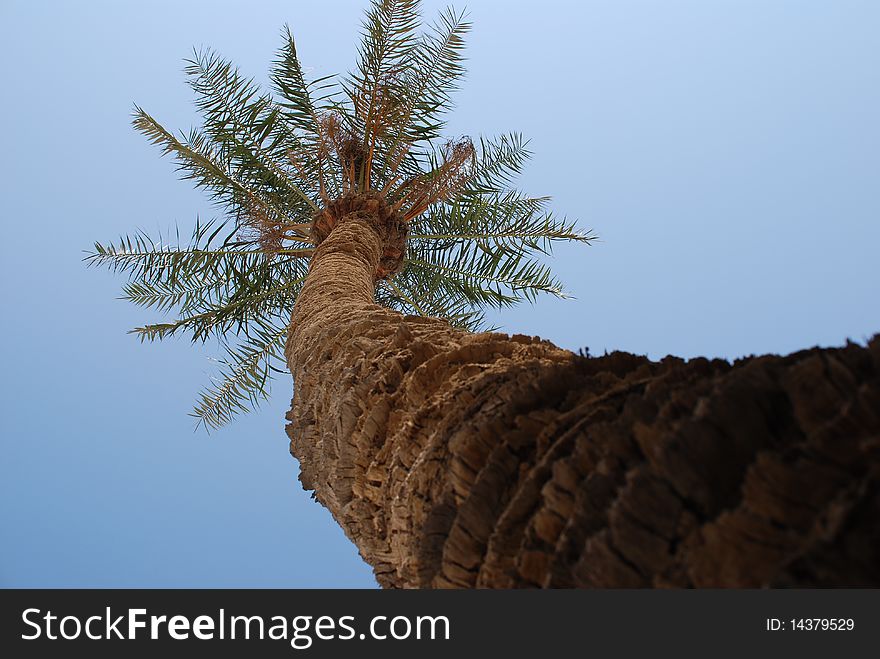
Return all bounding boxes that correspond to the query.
[87,0,595,430]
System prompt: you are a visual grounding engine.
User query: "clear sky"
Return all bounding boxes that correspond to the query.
[1,0,877,587]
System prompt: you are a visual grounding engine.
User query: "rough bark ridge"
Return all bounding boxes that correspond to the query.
[285,210,880,588]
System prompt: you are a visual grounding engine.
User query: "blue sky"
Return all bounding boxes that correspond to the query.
[1,0,877,587]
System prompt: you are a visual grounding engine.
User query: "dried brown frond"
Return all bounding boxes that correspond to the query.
[393,137,475,221]
[358,71,408,189]
[315,111,368,195]
[377,141,412,197]
[237,200,314,255]
[236,202,285,254]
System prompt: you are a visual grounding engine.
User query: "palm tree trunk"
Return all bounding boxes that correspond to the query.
[285,206,880,588]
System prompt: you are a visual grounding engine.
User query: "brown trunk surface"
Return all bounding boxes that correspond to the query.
[285,209,880,588]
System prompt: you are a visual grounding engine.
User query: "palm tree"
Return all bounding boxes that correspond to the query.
[91,0,880,588]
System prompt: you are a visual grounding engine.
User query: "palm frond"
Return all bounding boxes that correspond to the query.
[192,319,288,430]
[376,5,470,180]
[271,26,340,197]
[407,238,570,308]
[380,275,485,331]
[130,270,306,343]
[184,48,319,217]
[411,192,594,255]
[133,109,295,226]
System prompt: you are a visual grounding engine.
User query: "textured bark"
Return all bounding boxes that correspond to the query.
[285,209,880,588]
